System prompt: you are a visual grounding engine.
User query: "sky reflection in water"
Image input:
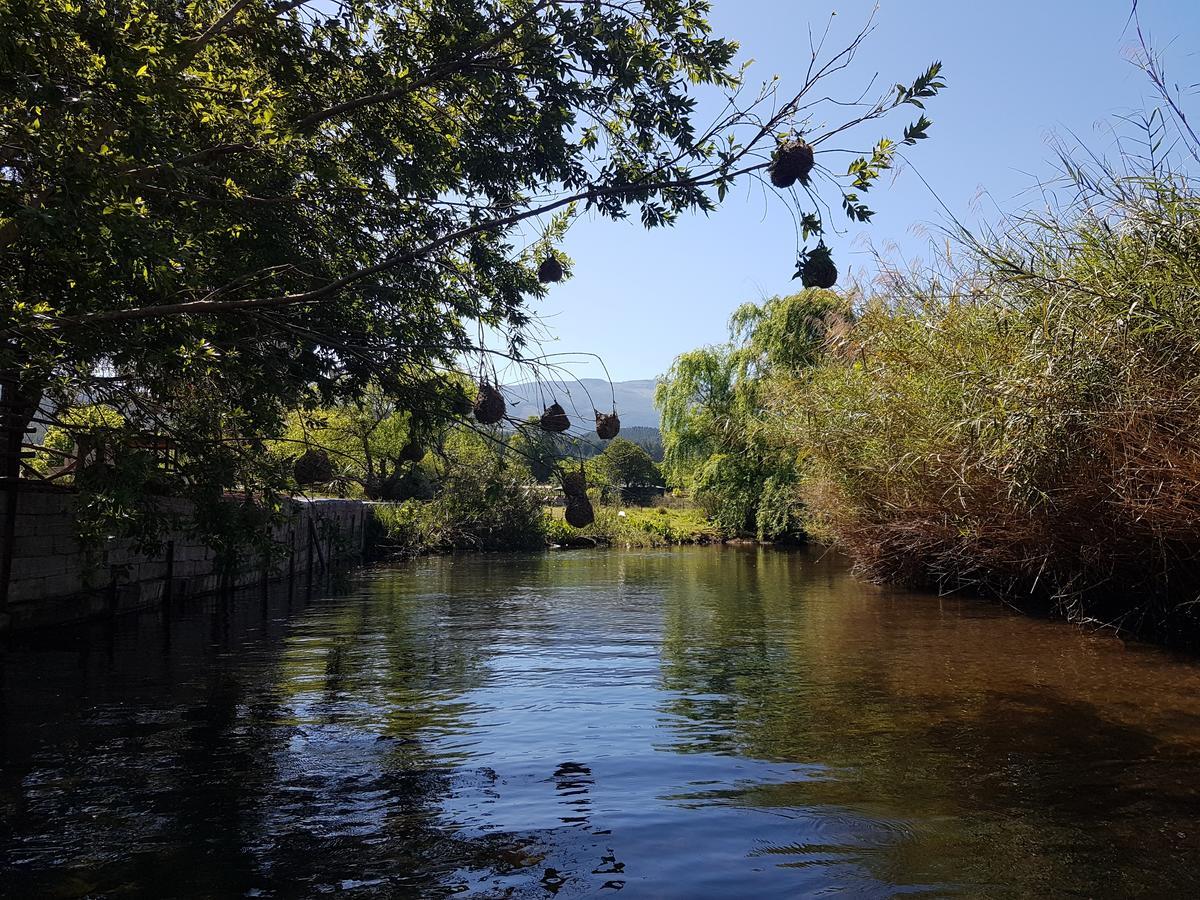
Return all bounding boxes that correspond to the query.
[3,547,1200,897]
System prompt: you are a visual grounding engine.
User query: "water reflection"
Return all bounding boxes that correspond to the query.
[2,548,1200,897]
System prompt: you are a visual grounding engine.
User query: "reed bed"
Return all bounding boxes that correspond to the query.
[792,167,1200,641]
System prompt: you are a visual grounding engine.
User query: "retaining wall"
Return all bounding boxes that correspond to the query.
[1,487,368,632]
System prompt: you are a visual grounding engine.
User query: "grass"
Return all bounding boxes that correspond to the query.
[546,504,722,547]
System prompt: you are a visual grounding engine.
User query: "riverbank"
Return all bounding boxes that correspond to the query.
[655,155,1200,648]
[370,502,724,557]
[1,490,367,632]
[546,504,723,548]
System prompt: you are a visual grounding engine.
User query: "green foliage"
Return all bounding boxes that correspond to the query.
[507,418,567,483]
[592,437,661,498]
[793,156,1200,636]
[32,404,125,475]
[546,503,718,547]
[273,382,455,499]
[4,1,940,551]
[656,290,852,538]
[372,426,545,553]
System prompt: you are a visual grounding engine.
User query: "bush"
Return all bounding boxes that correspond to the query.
[371,427,547,554]
[795,164,1200,640]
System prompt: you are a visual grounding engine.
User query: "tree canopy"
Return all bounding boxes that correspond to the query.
[1,0,942,546]
[656,289,852,537]
[593,436,660,489]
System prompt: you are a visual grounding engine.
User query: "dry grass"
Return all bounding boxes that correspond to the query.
[792,168,1200,643]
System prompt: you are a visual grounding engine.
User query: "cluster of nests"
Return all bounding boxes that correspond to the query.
[768,138,838,290]
[473,383,618,529]
[472,383,621,443]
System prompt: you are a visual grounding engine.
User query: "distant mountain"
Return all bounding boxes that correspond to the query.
[502,378,660,429]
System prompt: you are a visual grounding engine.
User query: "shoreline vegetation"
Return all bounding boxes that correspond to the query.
[370,500,726,557]
[656,138,1200,648]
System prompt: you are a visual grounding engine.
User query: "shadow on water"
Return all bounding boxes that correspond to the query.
[3,548,1200,897]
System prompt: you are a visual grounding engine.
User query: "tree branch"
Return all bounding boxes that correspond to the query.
[59,162,766,327]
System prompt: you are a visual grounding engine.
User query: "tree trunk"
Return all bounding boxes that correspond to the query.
[1,371,43,607]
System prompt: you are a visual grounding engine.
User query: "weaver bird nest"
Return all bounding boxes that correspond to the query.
[473,383,506,425]
[595,410,620,440]
[799,244,838,289]
[565,494,595,528]
[539,402,570,433]
[294,448,333,486]
[537,256,564,283]
[769,139,814,189]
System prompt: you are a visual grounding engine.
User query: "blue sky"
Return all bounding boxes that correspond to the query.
[516,0,1200,382]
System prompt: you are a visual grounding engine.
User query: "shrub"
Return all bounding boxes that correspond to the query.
[795,163,1200,640]
[371,427,547,554]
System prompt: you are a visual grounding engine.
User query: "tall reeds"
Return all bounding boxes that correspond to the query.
[793,163,1200,640]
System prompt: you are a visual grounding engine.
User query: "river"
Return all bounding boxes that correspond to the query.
[3,547,1200,897]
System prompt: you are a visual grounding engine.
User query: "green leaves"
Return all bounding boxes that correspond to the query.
[5,0,944,553]
[894,61,945,109]
[902,115,933,145]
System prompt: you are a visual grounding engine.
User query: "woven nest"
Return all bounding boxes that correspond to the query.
[800,244,838,289]
[399,439,425,462]
[561,469,587,499]
[539,402,570,433]
[473,383,506,425]
[564,494,595,528]
[769,139,814,189]
[294,448,333,486]
[537,256,564,283]
[595,410,620,440]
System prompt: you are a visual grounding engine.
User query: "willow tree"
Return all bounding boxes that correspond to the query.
[1,0,942,547]
[656,290,852,537]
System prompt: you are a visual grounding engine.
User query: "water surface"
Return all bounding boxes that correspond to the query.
[3,547,1200,897]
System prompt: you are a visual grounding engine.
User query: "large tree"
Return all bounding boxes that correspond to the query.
[1,0,942,546]
[656,289,852,537]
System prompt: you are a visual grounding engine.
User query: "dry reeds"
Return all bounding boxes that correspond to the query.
[794,166,1200,642]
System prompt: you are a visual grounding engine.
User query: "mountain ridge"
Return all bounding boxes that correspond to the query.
[502,378,660,429]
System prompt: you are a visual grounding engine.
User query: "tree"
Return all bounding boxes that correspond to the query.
[656,290,851,536]
[275,384,425,499]
[377,425,546,552]
[507,418,566,483]
[593,437,660,503]
[2,1,942,548]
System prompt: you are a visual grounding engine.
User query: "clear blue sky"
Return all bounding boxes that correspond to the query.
[519,0,1200,382]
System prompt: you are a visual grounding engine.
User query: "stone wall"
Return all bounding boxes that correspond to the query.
[1,486,368,631]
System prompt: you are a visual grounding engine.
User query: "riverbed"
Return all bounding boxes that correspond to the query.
[3,547,1200,897]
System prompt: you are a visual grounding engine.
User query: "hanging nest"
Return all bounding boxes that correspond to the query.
[294,448,333,486]
[769,139,815,189]
[800,244,838,289]
[473,383,506,425]
[564,494,595,528]
[400,439,425,462]
[539,402,570,433]
[537,255,564,283]
[595,410,620,440]
[561,469,587,499]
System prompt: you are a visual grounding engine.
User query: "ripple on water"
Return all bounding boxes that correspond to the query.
[4,548,1200,897]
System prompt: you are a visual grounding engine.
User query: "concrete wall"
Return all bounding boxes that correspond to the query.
[1,487,368,631]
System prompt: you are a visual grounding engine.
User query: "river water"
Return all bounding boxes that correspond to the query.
[3,547,1200,897]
